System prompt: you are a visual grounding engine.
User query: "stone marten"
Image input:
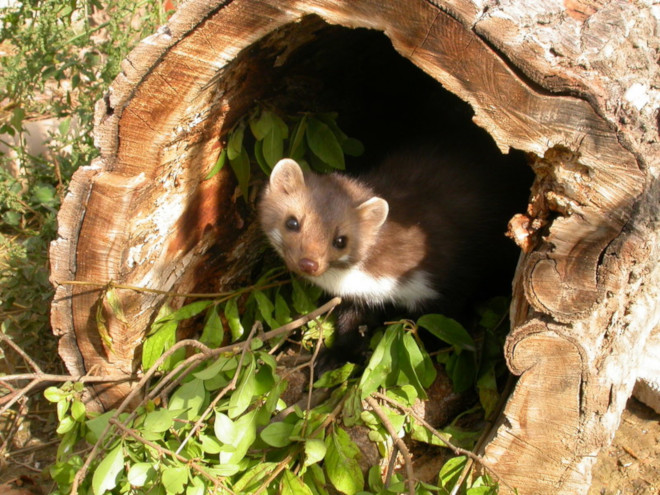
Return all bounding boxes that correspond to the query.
[258,142,530,369]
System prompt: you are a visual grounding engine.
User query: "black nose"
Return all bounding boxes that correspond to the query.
[298,258,319,275]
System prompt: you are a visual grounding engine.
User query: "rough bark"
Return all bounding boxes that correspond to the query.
[49,0,659,493]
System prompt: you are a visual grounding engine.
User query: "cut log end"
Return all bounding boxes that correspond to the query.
[49,1,659,493]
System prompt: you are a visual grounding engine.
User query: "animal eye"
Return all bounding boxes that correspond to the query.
[285,216,300,232]
[333,235,347,249]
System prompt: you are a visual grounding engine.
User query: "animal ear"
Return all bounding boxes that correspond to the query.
[357,197,389,230]
[269,159,305,195]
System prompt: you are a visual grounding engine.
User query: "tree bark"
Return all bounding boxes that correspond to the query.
[49,0,659,493]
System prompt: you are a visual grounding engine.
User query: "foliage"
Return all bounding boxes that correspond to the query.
[207,107,365,198]
[0,0,166,349]
[46,276,509,494]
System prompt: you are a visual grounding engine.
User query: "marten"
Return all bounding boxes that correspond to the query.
[258,142,530,370]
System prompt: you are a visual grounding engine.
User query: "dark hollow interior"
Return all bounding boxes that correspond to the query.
[202,15,533,305]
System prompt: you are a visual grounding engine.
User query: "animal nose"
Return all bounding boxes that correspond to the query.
[298,258,319,275]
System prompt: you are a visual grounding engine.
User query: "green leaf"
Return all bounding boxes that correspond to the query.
[303,438,327,466]
[141,319,177,370]
[44,386,67,403]
[291,278,315,314]
[325,428,364,495]
[57,398,70,422]
[253,290,277,328]
[288,115,307,158]
[214,412,237,444]
[169,378,206,421]
[187,477,206,495]
[199,434,223,454]
[254,139,271,175]
[71,399,86,422]
[56,415,76,434]
[58,117,71,135]
[438,455,467,490]
[417,314,476,351]
[263,126,284,168]
[92,444,124,495]
[477,366,499,419]
[228,355,256,418]
[218,410,258,466]
[161,300,214,322]
[467,487,498,495]
[200,306,224,348]
[281,470,314,495]
[227,124,245,160]
[127,463,155,487]
[205,148,227,180]
[274,293,292,325]
[31,183,57,207]
[224,298,244,341]
[250,110,288,141]
[95,294,114,353]
[314,362,356,388]
[399,331,436,396]
[306,118,345,170]
[144,409,178,433]
[260,421,295,448]
[447,352,476,393]
[229,146,250,199]
[193,356,237,381]
[105,286,128,324]
[341,137,364,157]
[233,463,278,493]
[162,466,188,495]
[358,325,399,399]
[86,411,114,443]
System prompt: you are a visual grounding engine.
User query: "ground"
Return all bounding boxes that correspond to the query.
[589,399,660,495]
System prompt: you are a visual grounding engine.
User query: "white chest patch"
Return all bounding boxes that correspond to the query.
[308,266,438,311]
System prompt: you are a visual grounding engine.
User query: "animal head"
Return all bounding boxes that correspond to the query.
[258,159,389,277]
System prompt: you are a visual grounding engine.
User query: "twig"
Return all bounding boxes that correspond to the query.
[57,277,288,300]
[372,391,515,493]
[365,396,415,495]
[109,419,227,491]
[0,372,138,383]
[0,333,43,373]
[0,379,40,416]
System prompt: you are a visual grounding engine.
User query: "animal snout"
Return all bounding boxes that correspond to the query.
[298,258,319,275]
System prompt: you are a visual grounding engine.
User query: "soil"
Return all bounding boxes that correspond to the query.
[589,398,660,495]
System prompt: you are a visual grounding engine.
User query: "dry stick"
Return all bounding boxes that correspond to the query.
[372,392,516,494]
[175,322,262,456]
[365,396,416,495]
[109,419,230,493]
[70,297,342,494]
[0,378,40,416]
[303,304,336,430]
[0,372,137,383]
[58,276,288,300]
[0,333,42,373]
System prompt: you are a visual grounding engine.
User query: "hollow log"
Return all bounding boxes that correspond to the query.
[49,0,660,493]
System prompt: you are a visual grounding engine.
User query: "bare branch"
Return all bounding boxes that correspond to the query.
[365,396,416,495]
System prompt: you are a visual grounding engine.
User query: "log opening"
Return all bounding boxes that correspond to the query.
[50,2,657,493]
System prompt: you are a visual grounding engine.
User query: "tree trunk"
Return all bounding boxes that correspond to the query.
[49,0,659,493]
